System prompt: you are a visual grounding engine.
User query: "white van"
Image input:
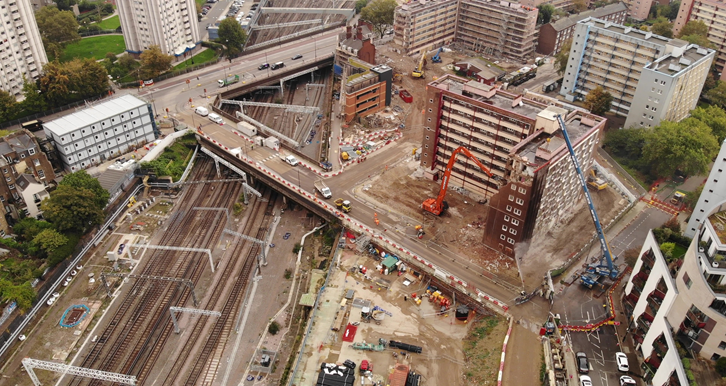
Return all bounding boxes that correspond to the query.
[195,106,209,116]
[208,113,224,125]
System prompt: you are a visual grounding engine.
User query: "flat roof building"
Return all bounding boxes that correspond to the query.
[0,0,48,99]
[43,95,158,172]
[561,18,713,127]
[421,74,605,256]
[674,0,726,81]
[117,0,201,57]
[393,0,459,55]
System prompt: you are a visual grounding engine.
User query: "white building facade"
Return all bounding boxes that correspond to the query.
[42,95,157,172]
[117,0,201,57]
[0,0,48,98]
[685,139,726,239]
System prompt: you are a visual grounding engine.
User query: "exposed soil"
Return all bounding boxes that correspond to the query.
[462,316,508,384]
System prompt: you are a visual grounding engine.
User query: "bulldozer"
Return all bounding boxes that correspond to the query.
[334,198,351,213]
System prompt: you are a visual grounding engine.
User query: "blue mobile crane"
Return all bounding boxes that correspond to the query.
[432,47,443,63]
[556,115,618,287]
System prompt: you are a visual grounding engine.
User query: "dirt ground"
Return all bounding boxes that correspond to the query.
[519,186,627,289]
[296,248,506,386]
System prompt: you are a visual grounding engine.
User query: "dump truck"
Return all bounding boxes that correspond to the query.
[314,180,332,199]
[218,74,239,87]
[334,198,351,213]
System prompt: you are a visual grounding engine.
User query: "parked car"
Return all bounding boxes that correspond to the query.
[291,54,303,60]
[576,352,589,374]
[619,376,636,385]
[615,352,629,372]
[343,359,356,370]
[118,243,126,255]
[46,297,55,306]
[284,155,299,166]
[579,375,592,386]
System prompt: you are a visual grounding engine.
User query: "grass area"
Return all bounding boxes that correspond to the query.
[607,153,651,190]
[139,133,197,181]
[196,0,206,8]
[672,244,688,260]
[173,49,219,70]
[96,15,120,30]
[59,35,125,62]
[463,316,507,385]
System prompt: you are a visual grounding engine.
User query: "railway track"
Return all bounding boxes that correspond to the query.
[67,158,244,386]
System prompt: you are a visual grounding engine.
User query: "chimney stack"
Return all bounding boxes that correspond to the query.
[346,26,352,39]
[356,27,363,40]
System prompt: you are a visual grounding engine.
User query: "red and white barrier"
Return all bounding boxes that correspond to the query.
[498,317,514,386]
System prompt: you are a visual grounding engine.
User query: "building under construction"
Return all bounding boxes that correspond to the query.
[420,74,606,256]
[393,0,459,55]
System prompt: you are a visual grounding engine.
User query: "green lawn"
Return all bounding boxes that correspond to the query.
[60,35,126,62]
[97,15,120,30]
[173,49,218,70]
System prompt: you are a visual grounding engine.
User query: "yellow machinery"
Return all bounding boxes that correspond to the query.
[587,169,607,191]
[334,198,351,213]
[411,46,429,78]
[127,197,137,208]
[671,191,685,205]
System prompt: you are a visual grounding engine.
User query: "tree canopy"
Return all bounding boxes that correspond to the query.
[360,0,397,37]
[0,281,35,312]
[140,45,174,79]
[706,81,726,109]
[33,229,68,256]
[678,20,709,39]
[572,0,587,12]
[355,0,368,13]
[651,17,674,38]
[39,59,109,107]
[690,105,726,143]
[643,118,719,178]
[584,86,613,116]
[555,39,571,76]
[537,4,555,24]
[217,18,248,57]
[0,90,18,123]
[35,6,80,50]
[42,185,105,233]
[59,170,110,209]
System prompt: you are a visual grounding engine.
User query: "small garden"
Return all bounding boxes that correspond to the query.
[138,133,198,181]
[58,35,126,62]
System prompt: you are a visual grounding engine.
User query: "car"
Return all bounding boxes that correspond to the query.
[46,298,55,306]
[343,359,356,369]
[579,375,592,386]
[284,155,299,166]
[576,352,589,374]
[52,292,60,299]
[258,63,269,70]
[291,54,303,60]
[245,14,252,19]
[118,243,126,255]
[620,375,636,385]
[202,9,208,15]
[208,113,224,125]
[615,352,629,372]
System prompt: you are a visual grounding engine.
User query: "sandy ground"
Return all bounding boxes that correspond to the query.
[294,247,497,386]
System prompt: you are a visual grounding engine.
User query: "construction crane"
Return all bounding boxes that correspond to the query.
[555,115,618,287]
[422,146,493,216]
[431,47,443,63]
[411,46,429,78]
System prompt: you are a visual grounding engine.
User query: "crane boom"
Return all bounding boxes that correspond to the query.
[412,46,428,78]
[556,115,617,280]
[422,146,493,215]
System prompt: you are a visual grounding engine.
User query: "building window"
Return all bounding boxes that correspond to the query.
[500,234,506,240]
[686,277,693,289]
[38,170,45,179]
[512,219,520,226]
[712,354,722,361]
[28,148,35,155]
[504,215,510,222]
[509,195,515,201]
[510,229,517,235]
[719,342,726,350]
[519,187,526,194]
[19,154,25,159]
[9,184,14,190]
[507,237,515,244]
[514,209,522,216]
[502,225,508,231]
[2,169,6,174]
[0,196,4,202]
[4,177,9,182]
[506,205,512,212]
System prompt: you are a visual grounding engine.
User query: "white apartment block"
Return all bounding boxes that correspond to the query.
[685,139,726,239]
[0,0,47,99]
[393,0,459,55]
[625,43,714,128]
[117,0,201,57]
[674,0,726,80]
[42,95,157,172]
[622,231,689,385]
[561,18,713,127]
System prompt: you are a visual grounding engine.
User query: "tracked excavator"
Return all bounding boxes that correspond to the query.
[422,146,493,216]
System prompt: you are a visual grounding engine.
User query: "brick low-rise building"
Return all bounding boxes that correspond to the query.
[452,59,506,85]
[341,63,393,123]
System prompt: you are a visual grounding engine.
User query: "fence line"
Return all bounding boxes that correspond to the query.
[0,92,112,130]
[118,58,223,89]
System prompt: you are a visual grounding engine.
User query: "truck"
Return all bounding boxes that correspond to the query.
[314,180,332,199]
[334,198,351,213]
[236,121,258,137]
[218,74,239,87]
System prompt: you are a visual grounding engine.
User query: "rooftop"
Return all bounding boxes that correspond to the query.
[453,59,506,79]
[428,74,545,121]
[549,2,627,32]
[396,0,458,13]
[0,132,36,155]
[43,95,149,137]
[580,17,671,45]
[709,210,726,244]
[644,44,714,76]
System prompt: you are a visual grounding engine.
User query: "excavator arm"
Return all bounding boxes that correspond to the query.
[422,146,493,215]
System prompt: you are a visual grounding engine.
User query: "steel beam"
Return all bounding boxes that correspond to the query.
[252,19,322,30]
[200,146,249,180]
[100,272,199,306]
[221,99,319,114]
[130,243,215,273]
[22,358,137,386]
[234,112,300,148]
[169,306,221,333]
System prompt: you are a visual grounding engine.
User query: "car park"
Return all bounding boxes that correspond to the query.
[579,375,592,386]
[291,54,303,60]
[284,155,299,166]
[619,375,636,385]
[576,352,589,374]
[615,352,629,372]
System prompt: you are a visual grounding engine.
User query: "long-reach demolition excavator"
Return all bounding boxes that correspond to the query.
[422,146,493,216]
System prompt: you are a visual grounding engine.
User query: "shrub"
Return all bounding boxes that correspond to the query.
[293,243,302,254]
[268,321,280,335]
[284,268,292,280]
[716,357,726,376]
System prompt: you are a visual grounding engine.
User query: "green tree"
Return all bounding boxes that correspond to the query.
[584,86,613,115]
[716,356,726,377]
[678,20,709,39]
[60,170,110,209]
[105,52,118,64]
[42,185,105,232]
[669,1,680,20]
[217,18,248,57]
[39,61,71,107]
[33,229,68,256]
[118,54,137,71]
[705,81,726,109]
[0,281,35,312]
[684,185,704,209]
[139,45,174,79]
[537,4,555,24]
[13,218,55,242]
[642,118,719,178]
[572,0,588,12]
[55,0,76,11]
[680,33,713,48]
[18,80,48,116]
[0,89,18,122]
[355,0,368,13]
[268,321,281,335]
[35,6,80,48]
[690,105,726,143]
[360,0,397,38]
[555,39,572,75]
[660,242,675,259]
[66,58,110,97]
[651,17,674,38]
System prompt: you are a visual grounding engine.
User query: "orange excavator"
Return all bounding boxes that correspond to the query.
[422,146,493,216]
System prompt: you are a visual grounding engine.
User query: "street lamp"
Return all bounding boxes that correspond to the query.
[297,168,301,188]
